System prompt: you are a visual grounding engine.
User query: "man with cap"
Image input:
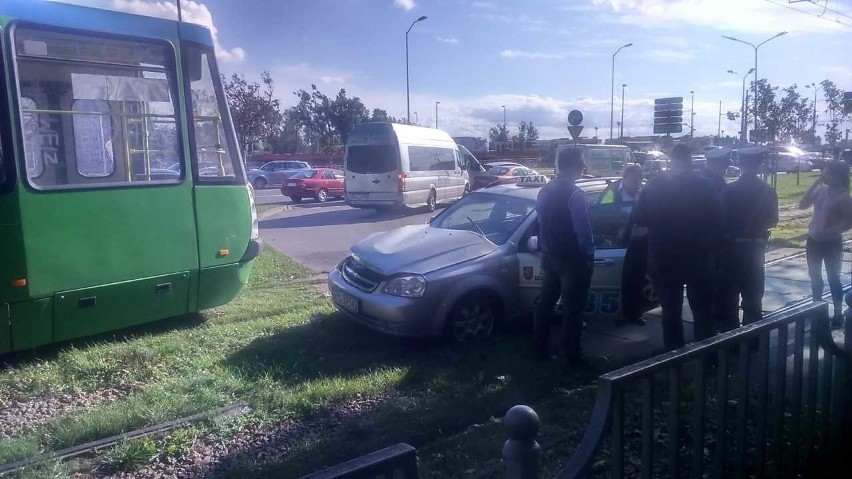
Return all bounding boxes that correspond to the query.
[703,148,733,196]
[715,147,779,331]
[634,144,724,351]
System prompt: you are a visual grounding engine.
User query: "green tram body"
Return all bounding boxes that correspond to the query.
[0,1,261,354]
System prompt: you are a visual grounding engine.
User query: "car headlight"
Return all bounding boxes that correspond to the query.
[382,275,427,298]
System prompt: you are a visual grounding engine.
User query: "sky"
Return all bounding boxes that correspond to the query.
[52,0,852,141]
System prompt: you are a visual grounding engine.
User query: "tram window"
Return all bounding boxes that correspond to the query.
[14,27,182,190]
[186,45,240,182]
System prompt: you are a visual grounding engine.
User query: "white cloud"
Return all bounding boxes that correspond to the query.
[394,0,416,11]
[820,66,852,79]
[644,48,696,64]
[53,0,246,63]
[591,0,847,34]
[472,1,495,8]
[500,49,564,60]
[437,36,459,44]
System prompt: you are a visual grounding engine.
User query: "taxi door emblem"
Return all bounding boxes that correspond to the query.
[523,266,534,280]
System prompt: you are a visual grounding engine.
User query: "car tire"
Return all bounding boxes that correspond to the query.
[290,196,302,204]
[427,190,437,212]
[316,188,329,203]
[642,273,658,306]
[253,177,267,190]
[446,293,498,342]
[463,184,471,197]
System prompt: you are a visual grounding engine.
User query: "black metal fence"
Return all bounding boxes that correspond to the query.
[514,300,850,478]
[297,443,419,479]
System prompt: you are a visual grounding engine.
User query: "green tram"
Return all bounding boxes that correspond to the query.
[0,1,261,354]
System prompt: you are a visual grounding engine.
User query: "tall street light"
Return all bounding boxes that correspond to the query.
[722,31,787,140]
[435,101,440,129]
[620,83,627,139]
[690,90,695,139]
[502,105,506,129]
[610,43,633,140]
[728,68,754,143]
[406,15,428,124]
[414,112,419,125]
[805,83,823,139]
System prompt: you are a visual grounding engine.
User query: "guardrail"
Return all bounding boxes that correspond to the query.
[504,300,851,478]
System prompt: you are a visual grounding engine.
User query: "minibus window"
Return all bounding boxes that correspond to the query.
[346,145,398,174]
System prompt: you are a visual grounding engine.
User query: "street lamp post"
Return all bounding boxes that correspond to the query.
[728,68,755,143]
[610,43,633,140]
[690,91,695,138]
[806,83,823,140]
[414,112,419,125]
[502,105,506,129]
[722,31,787,141]
[620,83,626,139]
[435,101,440,129]
[405,15,428,124]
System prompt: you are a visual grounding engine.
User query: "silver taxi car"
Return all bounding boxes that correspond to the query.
[328,176,657,341]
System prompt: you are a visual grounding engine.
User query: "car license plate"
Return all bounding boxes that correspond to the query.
[287,182,296,187]
[332,287,359,314]
[349,193,368,200]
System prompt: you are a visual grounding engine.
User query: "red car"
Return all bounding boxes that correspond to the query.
[472,165,540,190]
[281,168,345,203]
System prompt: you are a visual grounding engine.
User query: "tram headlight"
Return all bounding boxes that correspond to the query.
[247,182,259,240]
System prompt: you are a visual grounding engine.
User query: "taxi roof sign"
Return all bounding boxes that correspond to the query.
[517,175,549,187]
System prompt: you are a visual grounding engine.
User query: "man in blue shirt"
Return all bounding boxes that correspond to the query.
[534,148,595,365]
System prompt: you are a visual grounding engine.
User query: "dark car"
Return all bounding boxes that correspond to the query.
[281,168,345,203]
[472,165,539,190]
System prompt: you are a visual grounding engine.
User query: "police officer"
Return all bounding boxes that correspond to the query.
[634,144,724,351]
[703,148,732,196]
[715,147,779,331]
[615,165,648,325]
[534,148,595,366]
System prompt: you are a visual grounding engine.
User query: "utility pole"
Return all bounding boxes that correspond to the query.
[620,83,626,139]
[435,101,440,129]
[610,43,633,140]
[414,112,418,125]
[690,91,695,139]
[717,100,722,139]
[502,105,506,129]
[405,16,428,124]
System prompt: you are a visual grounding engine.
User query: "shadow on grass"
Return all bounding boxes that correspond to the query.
[0,312,208,369]
[215,314,605,478]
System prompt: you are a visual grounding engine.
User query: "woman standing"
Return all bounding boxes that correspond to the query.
[799,160,852,327]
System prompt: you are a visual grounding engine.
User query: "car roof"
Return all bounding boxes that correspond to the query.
[477,177,614,200]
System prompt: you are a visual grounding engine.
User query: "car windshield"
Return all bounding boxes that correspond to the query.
[487,166,511,175]
[430,192,535,245]
[260,162,278,171]
[346,145,399,174]
[291,170,317,179]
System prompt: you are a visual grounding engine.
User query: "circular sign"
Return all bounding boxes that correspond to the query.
[568,110,583,126]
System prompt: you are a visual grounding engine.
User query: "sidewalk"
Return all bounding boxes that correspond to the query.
[580,247,852,364]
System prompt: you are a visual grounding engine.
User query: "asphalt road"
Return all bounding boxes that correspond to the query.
[254,187,349,206]
[259,203,440,273]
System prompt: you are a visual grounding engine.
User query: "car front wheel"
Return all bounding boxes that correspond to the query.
[253,177,267,189]
[316,188,329,203]
[447,294,498,342]
[427,190,437,212]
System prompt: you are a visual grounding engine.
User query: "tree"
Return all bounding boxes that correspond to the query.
[749,79,781,142]
[222,72,283,157]
[511,121,540,151]
[726,110,740,122]
[488,123,510,150]
[266,110,305,154]
[287,86,369,152]
[821,80,848,149]
[777,84,811,143]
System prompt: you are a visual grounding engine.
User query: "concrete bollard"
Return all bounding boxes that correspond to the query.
[502,405,541,479]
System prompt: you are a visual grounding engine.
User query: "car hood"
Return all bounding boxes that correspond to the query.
[351,225,498,275]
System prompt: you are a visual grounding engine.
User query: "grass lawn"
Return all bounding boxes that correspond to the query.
[0,249,599,478]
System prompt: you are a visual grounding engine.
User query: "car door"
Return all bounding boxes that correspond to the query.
[332,169,346,195]
[264,161,284,185]
[516,196,633,318]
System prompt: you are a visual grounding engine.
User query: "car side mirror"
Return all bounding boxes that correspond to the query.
[526,236,539,252]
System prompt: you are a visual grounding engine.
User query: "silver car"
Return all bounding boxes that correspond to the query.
[328,177,657,341]
[247,160,311,189]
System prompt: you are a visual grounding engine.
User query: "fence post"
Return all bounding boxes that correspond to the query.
[503,405,541,479]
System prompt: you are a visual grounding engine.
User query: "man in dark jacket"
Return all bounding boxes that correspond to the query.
[715,147,779,331]
[615,165,648,325]
[534,148,595,365]
[634,144,724,350]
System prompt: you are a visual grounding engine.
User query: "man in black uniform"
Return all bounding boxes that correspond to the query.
[615,165,648,325]
[534,148,595,365]
[634,144,724,351]
[715,147,779,331]
[702,148,731,196]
